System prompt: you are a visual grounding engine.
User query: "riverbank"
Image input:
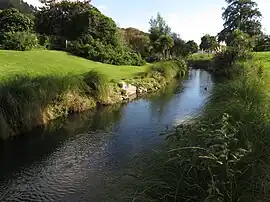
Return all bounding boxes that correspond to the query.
[131,53,270,201]
[0,69,209,201]
[0,50,187,139]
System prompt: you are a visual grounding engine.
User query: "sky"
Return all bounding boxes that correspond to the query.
[25,0,270,44]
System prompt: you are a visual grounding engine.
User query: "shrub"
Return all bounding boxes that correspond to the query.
[67,39,146,66]
[0,8,34,34]
[2,31,38,51]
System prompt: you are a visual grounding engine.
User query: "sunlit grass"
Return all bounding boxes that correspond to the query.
[0,50,148,81]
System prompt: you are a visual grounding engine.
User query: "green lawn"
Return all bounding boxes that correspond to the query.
[188,52,213,60]
[0,50,148,80]
[253,52,270,67]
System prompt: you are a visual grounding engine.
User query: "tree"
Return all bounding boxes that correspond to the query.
[36,1,119,45]
[0,8,33,34]
[185,40,198,54]
[254,34,270,52]
[218,0,262,44]
[149,12,171,55]
[200,34,218,53]
[158,34,174,59]
[0,0,36,14]
[121,27,151,58]
[170,32,187,57]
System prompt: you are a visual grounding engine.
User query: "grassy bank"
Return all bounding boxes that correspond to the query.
[132,53,270,201]
[188,52,270,72]
[0,50,187,139]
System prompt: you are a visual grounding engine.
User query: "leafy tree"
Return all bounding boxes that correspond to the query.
[121,27,151,58]
[218,0,262,44]
[200,34,218,53]
[158,34,174,59]
[149,12,171,55]
[213,29,254,77]
[226,29,254,59]
[254,34,270,52]
[36,1,119,46]
[185,40,198,54]
[0,8,34,37]
[0,0,36,14]
[170,32,187,57]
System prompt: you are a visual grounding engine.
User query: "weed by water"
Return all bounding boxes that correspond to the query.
[132,64,270,202]
[83,70,110,100]
[0,74,94,139]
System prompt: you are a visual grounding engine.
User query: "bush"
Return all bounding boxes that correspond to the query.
[67,39,146,66]
[2,31,38,51]
[0,8,34,34]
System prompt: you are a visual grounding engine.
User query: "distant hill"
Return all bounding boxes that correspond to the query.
[0,0,36,14]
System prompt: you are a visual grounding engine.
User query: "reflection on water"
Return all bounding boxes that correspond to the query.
[0,69,212,202]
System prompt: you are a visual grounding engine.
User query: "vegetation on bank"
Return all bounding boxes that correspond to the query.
[0,56,187,140]
[130,0,270,201]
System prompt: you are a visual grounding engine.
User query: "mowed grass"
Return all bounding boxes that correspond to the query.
[253,51,270,67]
[0,50,148,80]
[190,51,270,63]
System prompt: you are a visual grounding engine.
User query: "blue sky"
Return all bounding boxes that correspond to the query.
[26,0,270,43]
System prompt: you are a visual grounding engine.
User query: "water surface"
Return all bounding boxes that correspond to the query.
[0,69,212,201]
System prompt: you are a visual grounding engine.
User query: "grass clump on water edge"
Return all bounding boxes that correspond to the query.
[130,64,270,202]
[128,60,187,92]
[0,73,96,139]
[83,70,110,101]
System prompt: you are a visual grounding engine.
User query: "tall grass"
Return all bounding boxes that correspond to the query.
[0,70,111,139]
[132,63,270,201]
[83,70,110,100]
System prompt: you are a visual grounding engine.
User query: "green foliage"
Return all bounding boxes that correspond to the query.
[212,30,255,77]
[0,8,34,40]
[121,27,151,58]
[83,70,109,100]
[218,0,262,44]
[157,34,174,59]
[0,0,36,14]
[185,40,199,54]
[36,1,118,46]
[200,34,219,52]
[254,34,270,52]
[2,31,38,51]
[149,13,171,57]
[0,74,93,138]
[148,60,187,80]
[133,66,270,202]
[36,1,144,65]
[170,33,188,58]
[67,39,145,66]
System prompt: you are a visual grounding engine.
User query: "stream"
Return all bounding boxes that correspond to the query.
[0,69,212,202]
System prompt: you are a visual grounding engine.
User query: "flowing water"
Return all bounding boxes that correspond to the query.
[0,69,212,202]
